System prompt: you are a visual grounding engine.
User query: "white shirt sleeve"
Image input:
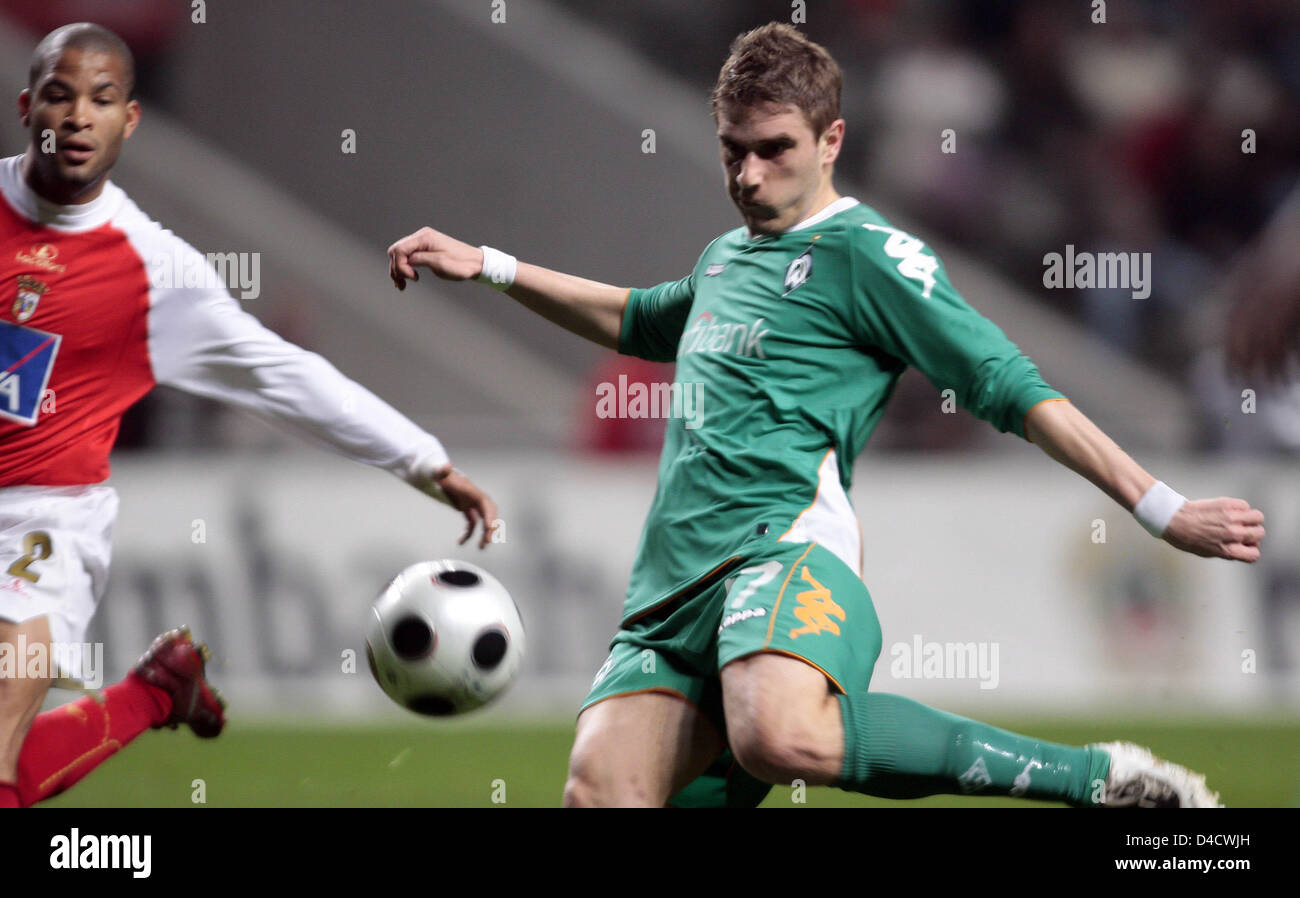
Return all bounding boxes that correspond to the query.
[142,235,449,484]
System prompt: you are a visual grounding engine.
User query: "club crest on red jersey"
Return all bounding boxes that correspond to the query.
[13,275,48,323]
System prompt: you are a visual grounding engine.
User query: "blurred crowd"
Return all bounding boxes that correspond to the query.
[840,1,1296,370]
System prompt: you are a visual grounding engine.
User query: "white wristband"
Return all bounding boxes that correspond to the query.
[1133,480,1187,537]
[476,246,517,290]
[406,451,453,506]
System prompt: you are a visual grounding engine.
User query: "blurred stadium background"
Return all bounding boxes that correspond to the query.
[2,1,1296,806]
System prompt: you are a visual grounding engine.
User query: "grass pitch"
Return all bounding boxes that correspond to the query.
[38,716,1300,808]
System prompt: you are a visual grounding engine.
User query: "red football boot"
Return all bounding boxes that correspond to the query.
[131,627,226,738]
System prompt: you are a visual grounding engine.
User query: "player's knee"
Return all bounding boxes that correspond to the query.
[563,752,659,808]
[0,697,31,781]
[562,753,612,807]
[723,656,843,784]
[729,716,832,785]
[0,671,55,782]
[562,774,657,808]
[562,770,599,808]
[0,671,51,717]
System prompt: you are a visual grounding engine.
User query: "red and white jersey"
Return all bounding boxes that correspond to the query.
[0,154,448,487]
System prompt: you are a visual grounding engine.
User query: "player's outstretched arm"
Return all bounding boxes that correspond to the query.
[1023,398,1265,562]
[146,235,501,549]
[387,226,627,350]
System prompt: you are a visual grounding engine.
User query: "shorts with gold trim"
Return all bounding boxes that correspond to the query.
[580,538,882,807]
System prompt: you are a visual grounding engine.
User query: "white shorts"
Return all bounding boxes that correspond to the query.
[0,485,118,658]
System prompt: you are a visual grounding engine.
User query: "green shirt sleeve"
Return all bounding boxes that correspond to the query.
[619,272,696,362]
[848,224,1065,440]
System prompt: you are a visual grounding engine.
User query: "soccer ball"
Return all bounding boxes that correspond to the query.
[365,560,525,716]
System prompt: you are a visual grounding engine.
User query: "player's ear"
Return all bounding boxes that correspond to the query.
[122,98,141,141]
[18,88,30,127]
[820,119,845,166]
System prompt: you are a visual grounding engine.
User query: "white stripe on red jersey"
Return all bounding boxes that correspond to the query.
[0,154,448,487]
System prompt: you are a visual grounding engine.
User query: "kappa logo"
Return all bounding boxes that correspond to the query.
[788,566,845,639]
[783,247,813,296]
[13,275,49,322]
[861,223,938,298]
[15,244,67,274]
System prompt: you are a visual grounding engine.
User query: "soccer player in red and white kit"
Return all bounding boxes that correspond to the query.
[0,23,498,809]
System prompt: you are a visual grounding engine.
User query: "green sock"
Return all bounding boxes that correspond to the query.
[836,693,1110,806]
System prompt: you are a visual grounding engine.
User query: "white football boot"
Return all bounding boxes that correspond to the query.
[1091,741,1222,807]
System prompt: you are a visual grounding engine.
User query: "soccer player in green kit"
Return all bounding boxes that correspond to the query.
[387,23,1266,807]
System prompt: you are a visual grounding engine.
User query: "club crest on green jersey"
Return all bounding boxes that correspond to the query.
[783,246,813,297]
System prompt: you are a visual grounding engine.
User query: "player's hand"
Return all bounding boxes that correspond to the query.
[387,226,484,290]
[409,458,501,549]
[1161,497,1265,562]
[433,464,501,550]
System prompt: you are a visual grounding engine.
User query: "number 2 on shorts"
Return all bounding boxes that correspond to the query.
[7,530,53,583]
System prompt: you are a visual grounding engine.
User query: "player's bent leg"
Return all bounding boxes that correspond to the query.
[7,627,224,807]
[0,615,55,803]
[834,691,1107,804]
[720,652,1113,805]
[564,690,724,807]
[715,541,880,790]
[714,540,1114,806]
[832,692,1218,806]
[720,656,1123,806]
[720,652,842,786]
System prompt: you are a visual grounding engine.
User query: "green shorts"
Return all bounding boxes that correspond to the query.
[581,539,883,807]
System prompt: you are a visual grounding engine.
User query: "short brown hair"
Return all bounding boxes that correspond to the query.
[711,23,841,137]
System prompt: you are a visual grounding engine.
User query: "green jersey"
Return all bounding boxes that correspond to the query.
[618,197,1064,623]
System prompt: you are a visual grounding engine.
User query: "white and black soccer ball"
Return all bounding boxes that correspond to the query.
[365,560,525,716]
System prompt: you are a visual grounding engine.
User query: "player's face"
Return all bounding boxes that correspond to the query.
[717,103,841,234]
[18,48,140,205]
